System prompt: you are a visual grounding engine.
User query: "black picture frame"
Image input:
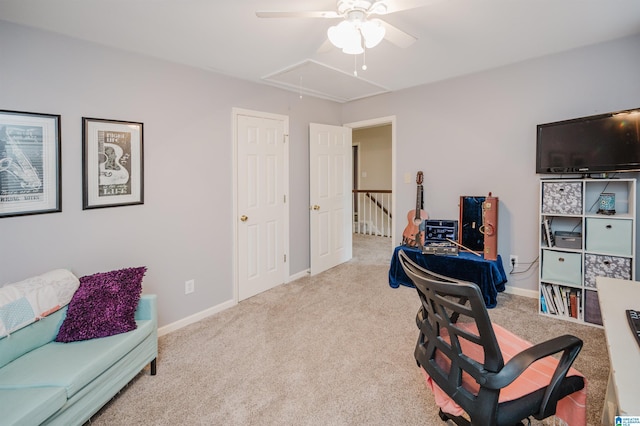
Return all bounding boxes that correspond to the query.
[82,117,144,209]
[0,110,61,218]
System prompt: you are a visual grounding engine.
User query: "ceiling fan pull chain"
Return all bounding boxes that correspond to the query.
[353,54,358,76]
[362,47,368,71]
[299,76,303,99]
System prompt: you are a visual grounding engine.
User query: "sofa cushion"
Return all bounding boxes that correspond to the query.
[0,319,154,398]
[0,387,67,426]
[55,266,146,342]
[0,269,79,338]
[0,307,67,370]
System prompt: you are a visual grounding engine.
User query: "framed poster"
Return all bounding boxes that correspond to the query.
[0,110,61,218]
[82,117,144,209]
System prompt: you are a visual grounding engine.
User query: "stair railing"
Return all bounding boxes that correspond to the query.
[353,189,392,237]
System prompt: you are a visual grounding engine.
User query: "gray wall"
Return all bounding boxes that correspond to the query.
[343,33,640,293]
[1,19,639,327]
[0,21,342,327]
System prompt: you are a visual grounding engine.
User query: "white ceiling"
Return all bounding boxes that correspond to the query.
[1,0,640,102]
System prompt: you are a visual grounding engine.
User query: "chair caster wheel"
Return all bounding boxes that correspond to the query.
[438,409,450,421]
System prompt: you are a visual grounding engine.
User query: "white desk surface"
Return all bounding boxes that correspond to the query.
[596,277,640,416]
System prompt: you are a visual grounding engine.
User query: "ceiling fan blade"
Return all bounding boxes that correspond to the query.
[380,0,443,14]
[317,39,335,54]
[381,20,417,48]
[256,11,340,19]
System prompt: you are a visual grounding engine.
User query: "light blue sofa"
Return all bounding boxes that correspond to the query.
[0,294,157,426]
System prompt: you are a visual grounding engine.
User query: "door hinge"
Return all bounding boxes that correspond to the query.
[283,134,289,144]
[284,254,287,262]
[284,194,287,203]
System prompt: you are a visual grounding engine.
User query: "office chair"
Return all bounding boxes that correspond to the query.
[398,250,585,426]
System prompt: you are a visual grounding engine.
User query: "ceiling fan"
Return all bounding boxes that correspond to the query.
[256,0,436,54]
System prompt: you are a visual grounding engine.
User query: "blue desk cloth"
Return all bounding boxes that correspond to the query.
[388,246,507,308]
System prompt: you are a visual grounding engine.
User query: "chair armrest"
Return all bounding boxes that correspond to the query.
[482,334,582,390]
[482,334,582,418]
[135,294,158,324]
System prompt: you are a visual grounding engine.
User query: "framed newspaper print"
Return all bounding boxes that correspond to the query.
[82,117,144,209]
[0,110,61,218]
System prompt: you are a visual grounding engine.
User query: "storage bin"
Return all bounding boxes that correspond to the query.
[585,218,633,256]
[541,250,582,286]
[542,182,582,215]
[584,290,603,325]
[584,253,631,288]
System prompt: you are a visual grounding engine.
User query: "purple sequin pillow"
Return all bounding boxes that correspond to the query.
[55,267,147,343]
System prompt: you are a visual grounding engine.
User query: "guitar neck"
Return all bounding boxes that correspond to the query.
[414,184,423,220]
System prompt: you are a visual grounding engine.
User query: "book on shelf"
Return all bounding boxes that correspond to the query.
[541,284,557,315]
[552,284,565,316]
[541,284,582,319]
[569,291,578,319]
[561,287,569,315]
[564,288,580,319]
[542,219,555,247]
[541,284,551,314]
[577,290,582,320]
[540,293,548,314]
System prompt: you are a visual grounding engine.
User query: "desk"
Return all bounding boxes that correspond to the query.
[596,277,640,423]
[388,246,507,308]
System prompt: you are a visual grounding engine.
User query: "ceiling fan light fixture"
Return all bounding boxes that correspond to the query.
[327,20,355,49]
[327,1,389,55]
[342,34,364,54]
[360,19,385,48]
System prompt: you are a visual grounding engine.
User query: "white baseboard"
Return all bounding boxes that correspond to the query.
[157,278,536,337]
[503,284,538,299]
[158,298,236,337]
[157,279,536,337]
[288,269,309,283]
[159,271,311,336]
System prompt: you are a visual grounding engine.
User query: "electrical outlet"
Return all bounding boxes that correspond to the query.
[185,279,195,295]
[510,255,518,268]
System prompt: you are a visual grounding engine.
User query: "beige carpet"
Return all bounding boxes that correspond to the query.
[89,235,608,425]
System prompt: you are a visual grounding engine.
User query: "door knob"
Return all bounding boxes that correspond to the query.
[312,205,320,210]
[240,215,248,222]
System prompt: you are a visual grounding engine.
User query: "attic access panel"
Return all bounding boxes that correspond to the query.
[262,59,389,103]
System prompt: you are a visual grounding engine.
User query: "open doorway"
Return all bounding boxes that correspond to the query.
[345,116,396,252]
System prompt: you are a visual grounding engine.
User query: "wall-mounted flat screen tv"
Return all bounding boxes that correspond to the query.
[536,108,640,174]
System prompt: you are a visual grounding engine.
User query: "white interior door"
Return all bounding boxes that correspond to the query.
[309,123,352,275]
[235,110,288,300]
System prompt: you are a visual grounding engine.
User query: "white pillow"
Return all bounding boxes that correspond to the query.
[0,269,79,337]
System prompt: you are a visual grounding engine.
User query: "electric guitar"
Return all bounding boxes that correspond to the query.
[402,171,428,247]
